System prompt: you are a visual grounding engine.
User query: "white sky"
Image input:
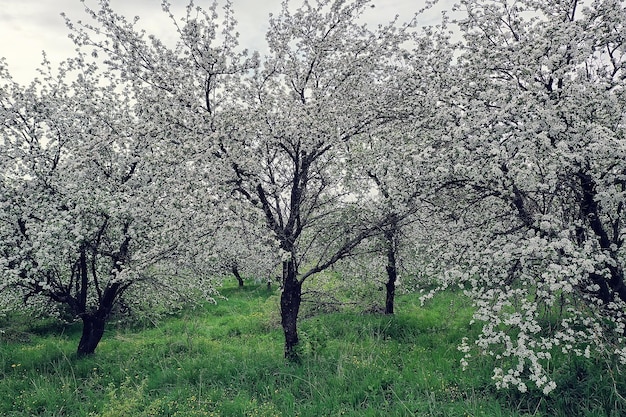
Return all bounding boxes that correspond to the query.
[0,0,456,84]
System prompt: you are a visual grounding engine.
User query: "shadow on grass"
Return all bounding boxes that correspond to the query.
[219,281,277,299]
[0,312,82,344]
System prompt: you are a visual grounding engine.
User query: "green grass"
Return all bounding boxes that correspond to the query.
[1,281,624,416]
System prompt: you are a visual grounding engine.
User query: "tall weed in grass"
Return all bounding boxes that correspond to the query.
[1,281,624,416]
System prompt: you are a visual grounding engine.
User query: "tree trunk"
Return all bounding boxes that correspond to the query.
[77,314,106,356]
[577,170,626,304]
[384,238,397,315]
[382,225,399,315]
[76,283,121,356]
[281,259,302,361]
[232,264,244,287]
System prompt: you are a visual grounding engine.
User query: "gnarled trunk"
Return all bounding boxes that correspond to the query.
[281,259,302,361]
[75,283,121,356]
[77,313,106,356]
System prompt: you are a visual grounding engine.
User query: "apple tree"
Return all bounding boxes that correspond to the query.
[340,25,455,314]
[433,0,626,393]
[219,0,443,358]
[0,52,218,355]
[64,0,433,359]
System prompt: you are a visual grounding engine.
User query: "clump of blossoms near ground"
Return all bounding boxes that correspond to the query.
[1,0,625,397]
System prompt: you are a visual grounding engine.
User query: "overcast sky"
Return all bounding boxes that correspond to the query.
[1,0,455,84]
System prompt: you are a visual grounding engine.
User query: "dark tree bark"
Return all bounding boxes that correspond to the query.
[367,170,401,315]
[75,282,122,356]
[576,170,626,304]
[384,235,397,315]
[380,213,399,315]
[281,259,302,361]
[77,313,106,356]
[232,264,244,287]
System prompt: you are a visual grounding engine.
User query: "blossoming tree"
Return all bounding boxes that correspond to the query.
[343,25,455,314]
[432,0,626,393]
[64,0,432,359]
[0,52,218,355]
[223,0,441,358]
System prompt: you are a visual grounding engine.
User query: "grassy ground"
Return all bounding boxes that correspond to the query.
[1,281,624,416]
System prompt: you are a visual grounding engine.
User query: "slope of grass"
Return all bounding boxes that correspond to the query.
[1,281,624,416]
